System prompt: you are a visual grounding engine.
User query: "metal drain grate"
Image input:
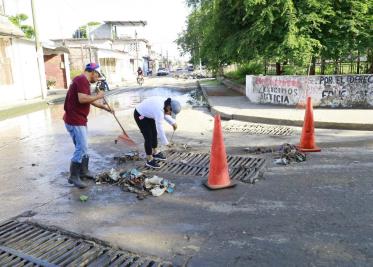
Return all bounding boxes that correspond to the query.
[223,123,294,136]
[0,220,173,267]
[139,151,265,183]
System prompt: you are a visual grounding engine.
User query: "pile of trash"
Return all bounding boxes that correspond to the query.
[113,151,143,164]
[245,143,306,165]
[167,143,192,150]
[187,89,209,108]
[273,143,306,165]
[95,168,175,200]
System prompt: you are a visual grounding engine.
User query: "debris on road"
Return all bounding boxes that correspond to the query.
[187,88,209,108]
[167,143,192,150]
[245,143,306,165]
[113,151,141,163]
[79,195,89,202]
[274,158,288,165]
[109,168,120,181]
[275,143,306,164]
[95,168,175,199]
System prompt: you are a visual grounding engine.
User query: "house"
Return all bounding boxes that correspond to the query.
[0,9,46,108]
[53,21,154,86]
[43,41,70,89]
[53,38,132,87]
[111,36,152,75]
[90,21,154,75]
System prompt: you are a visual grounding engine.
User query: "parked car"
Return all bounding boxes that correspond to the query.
[187,65,194,72]
[176,67,183,71]
[157,68,169,76]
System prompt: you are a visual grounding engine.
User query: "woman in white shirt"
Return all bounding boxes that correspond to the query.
[134,97,181,168]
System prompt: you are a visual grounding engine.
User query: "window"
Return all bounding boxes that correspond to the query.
[99,58,117,76]
[0,38,13,85]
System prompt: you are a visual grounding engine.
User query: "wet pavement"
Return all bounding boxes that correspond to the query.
[1,78,373,266]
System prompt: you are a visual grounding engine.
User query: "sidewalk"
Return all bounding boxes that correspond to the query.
[198,80,373,131]
[0,91,68,121]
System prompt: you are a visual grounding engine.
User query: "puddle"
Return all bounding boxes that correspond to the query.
[106,87,207,111]
[0,87,207,150]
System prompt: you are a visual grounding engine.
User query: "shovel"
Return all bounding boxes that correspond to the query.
[101,94,136,146]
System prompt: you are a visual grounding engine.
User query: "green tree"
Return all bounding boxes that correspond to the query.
[178,0,373,74]
[9,13,35,39]
[311,0,373,73]
[73,22,101,39]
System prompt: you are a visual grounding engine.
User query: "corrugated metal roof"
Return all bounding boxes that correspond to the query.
[0,15,24,37]
[104,21,147,26]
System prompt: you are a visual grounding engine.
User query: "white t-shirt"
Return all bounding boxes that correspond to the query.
[136,97,176,145]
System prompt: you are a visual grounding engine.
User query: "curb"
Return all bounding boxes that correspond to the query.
[198,80,373,131]
[220,78,245,96]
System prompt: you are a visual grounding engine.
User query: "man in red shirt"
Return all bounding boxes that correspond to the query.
[64,63,112,188]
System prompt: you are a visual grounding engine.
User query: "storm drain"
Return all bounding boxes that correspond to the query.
[139,151,265,183]
[0,220,173,267]
[223,123,294,136]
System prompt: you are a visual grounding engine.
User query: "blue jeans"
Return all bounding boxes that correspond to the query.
[65,124,88,163]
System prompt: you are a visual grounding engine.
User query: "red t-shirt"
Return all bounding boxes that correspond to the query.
[63,74,91,126]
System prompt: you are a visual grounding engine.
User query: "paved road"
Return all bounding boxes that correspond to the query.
[1,78,373,266]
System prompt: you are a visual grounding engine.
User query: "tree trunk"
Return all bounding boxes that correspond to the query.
[264,59,267,75]
[357,50,360,74]
[340,60,343,74]
[369,49,373,74]
[334,60,339,74]
[217,65,224,76]
[276,62,281,75]
[320,59,324,75]
[350,52,353,73]
[310,57,316,75]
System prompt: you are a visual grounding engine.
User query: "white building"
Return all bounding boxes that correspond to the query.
[90,21,153,75]
[53,38,133,86]
[0,4,46,108]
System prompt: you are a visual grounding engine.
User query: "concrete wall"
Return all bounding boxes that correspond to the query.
[44,54,67,89]
[68,46,99,73]
[97,49,132,85]
[221,78,245,95]
[246,74,373,108]
[90,24,112,39]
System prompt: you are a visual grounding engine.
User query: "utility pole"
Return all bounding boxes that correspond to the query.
[135,30,139,71]
[198,46,202,74]
[166,50,169,69]
[0,0,5,14]
[31,0,47,99]
[87,24,92,62]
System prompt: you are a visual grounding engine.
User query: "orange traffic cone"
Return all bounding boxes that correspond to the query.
[204,115,236,190]
[298,97,321,152]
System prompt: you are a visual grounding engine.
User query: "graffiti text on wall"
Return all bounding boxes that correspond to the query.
[256,87,299,104]
[320,75,373,85]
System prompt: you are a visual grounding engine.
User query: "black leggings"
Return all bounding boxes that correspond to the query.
[134,109,157,155]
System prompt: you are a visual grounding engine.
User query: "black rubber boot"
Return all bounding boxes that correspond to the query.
[80,155,95,180]
[68,161,87,189]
